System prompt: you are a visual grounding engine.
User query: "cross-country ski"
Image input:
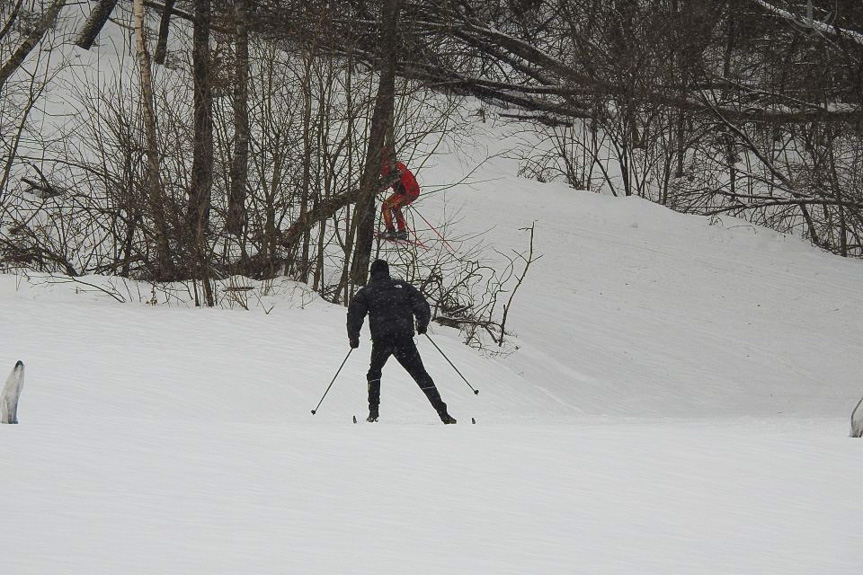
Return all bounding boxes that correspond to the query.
[851,396,863,438]
[1,361,24,424]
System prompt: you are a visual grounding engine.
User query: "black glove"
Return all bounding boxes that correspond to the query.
[377,174,400,191]
[417,324,427,335]
[349,337,359,349]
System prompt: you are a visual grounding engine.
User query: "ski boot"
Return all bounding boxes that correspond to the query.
[367,406,379,423]
[439,411,457,425]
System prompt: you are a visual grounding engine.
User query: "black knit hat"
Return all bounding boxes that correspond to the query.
[370,259,389,277]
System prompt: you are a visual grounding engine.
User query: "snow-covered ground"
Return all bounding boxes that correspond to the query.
[3,125,863,572]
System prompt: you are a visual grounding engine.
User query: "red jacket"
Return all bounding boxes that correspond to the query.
[381,159,419,197]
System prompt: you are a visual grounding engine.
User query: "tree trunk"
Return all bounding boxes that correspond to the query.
[228,0,249,237]
[349,0,402,286]
[298,50,314,283]
[0,0,66,91]
[0,1,26,45]
[340,55,357,304]
[190,0,214,306]
[314,75,331,292]
[75,0,117,50]
[133,0,172,281]
[153,0,176,65]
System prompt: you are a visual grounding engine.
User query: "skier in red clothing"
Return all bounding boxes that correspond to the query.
[379,154,419,241]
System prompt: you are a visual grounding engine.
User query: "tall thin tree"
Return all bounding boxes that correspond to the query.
[153,0,177,65]
[228,0,250,238]
[133,0,172,280]
[350,0,402,286]
[190,0,214,305]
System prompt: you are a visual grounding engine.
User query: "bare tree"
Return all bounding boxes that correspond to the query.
[227,0,249,237]
[75,0,117,50]
[349,0,402,286]
[154,0,177,65]
[133,0,173,279]
[189,0,215,306]
[0,0,66,91]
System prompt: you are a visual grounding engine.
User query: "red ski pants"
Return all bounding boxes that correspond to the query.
[382,190,418,232]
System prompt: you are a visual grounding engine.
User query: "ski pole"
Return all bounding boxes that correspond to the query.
[424,333,479,395]
[410,207,457,254]
[311,348,353,415]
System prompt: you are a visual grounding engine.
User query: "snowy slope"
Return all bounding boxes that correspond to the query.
[419,121,863,419]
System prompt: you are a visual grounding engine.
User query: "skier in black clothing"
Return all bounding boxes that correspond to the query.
[347,259,457,424]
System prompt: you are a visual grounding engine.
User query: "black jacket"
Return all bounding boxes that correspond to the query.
[347,267,430,341]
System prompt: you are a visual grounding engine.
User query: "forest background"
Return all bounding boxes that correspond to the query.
[2,0,862,322]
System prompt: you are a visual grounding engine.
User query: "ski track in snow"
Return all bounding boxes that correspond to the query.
[1,421,861,573]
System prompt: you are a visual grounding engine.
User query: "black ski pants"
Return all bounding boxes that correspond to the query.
[366,335,447,415]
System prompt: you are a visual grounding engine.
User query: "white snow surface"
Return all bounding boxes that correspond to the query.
[3,110,863,573]
[0,133,863,575]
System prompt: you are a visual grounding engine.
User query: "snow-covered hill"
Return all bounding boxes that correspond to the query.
[424,124,863,419]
